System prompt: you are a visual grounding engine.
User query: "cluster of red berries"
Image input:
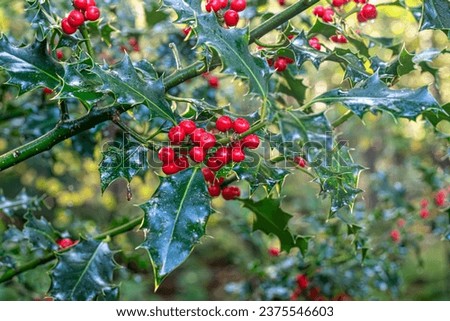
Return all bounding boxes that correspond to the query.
[419,198,430,219]
[158,116,260,199]
[313,1,378,24]
[56,238,78,249]
[290,274,351,301]
[205,0,247,27]
[120,37,140,52]
[308,37,321,51]
[267,56,294,72]
[61,0,101,35]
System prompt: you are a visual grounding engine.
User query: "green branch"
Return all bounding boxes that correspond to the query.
[0,215,143,284]
[0,0,319,171]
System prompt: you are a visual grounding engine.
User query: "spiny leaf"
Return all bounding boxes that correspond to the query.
[420,0,450,31]
[242,197,309,255]
[23,213,60,251]
[99,138,148,193]
[0,189,44,217]
[49,239,119,301]
[92,55,175,121]
[139,167,212,288]
[160,0,200,23]
[315,73,441,119]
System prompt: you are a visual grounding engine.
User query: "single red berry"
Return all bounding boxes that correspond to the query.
[294,156,307,168]
[420,198,429,208]
[214,146,230,164]
[86,0,96,6]
[206,157,224,171]
[168,125,186,144]
[222,186,240,200]
[57,238,77,249]
[287,34,295,40]
[224,10,239,27]
[231,0,246,12]
[420,208,430,219]
[68,10,85,27]
[322,8,335,22]
[274,58,288,72]
[210,0,222,12]
[208,76,219,88]
[268,247,280,257]
[199,132,216,150]
[434,189,447,207]
[162,163,179,175]
[43,87,53,95]
[190,128,206,144]
[360,4,377,20]
[183,27,191,36]
[231,148,245,162]
[189,146,206,163]
[128,37,138,47]
[397,218,406,228]
[390,229,400,243]
[296,274,309,289]
[73,0,88,10]
[174,156,190,170]
[179,119,197,135]
[61,18,78,34]
[56,50,64,60]
[278,0,286,5]
[233,118,250,133]
[216,115,233,132]
[332,0,345,7]
[309,287,321,300]
[313,6,325,17]
[241,134,260,149]
[208,184,221,197]
[219,0,228,9]
[202,167,216,183]
[205,1,213,12]
[357,11,368,23]
[330,34,348,43]
[85,6,100,21]
[308,37,321,50]
[158,146,175,163]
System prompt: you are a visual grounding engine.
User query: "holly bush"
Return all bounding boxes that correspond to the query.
[0,0,449,300]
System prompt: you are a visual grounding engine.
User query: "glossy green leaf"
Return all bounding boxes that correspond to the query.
[420,0,450,31]
[290,32,329,69]
[26,0,54,41]
[242,197,309,255]
[92,55,175,121]
[49,239,119,301]
[423,102,450,127]
[139,167,212,288]
[23,213,60,251]
[161,0,199,23]
[315,73,441,119]
[99,139,148,193]
[0,189,44,217]
[308,19,340,38]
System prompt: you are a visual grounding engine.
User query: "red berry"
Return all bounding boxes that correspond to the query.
[214,147,230,164]
[56,50,64,60]
[219,0,228,8]
[290,288,301,301]
[230,0,246,12]
[73,0,88,10]
[208,184,221,197]
[210,0,222,12]
[313,6,325,17]
[179,119,197,135]
[233,118,250,133]
[420,198,429,208]
[294,156,307,168]
[224,10,239,27]
[354,0,367,3]
[216,115,233,132]
[222,186,240,200]
[322,8,335,22]
[202,167,216,183]
[57,238,77,249]
[268,247,280,257]
[241,134,260,149]
[68,10,85,27]
[168,125,186,144]
[357,11,368,23]
[43,87,53,95]
[206,157,224,171]
[434,189,447,207]
[199,132,216,150]
[205,2,212,12]
[174,156,189,170]
[420,208,430,219]
[189,146,206,163]
[274,58,288,72]
[85,6,100,21]
[296,274,309,289]
[397,218,406,228]
[309,287,321,300]
[330,34,348,43]
[61,18,78,34]
[332,0,345,7]
[360,4,377,20]
[158,146,175,163]
[190,128,206,143]
[86,0,96,6]
[183,27,191,36]
[208,76,219,88]
[390,229,400,243]
[308,37,321,50]
[231,148,245,162]
[278,0,286,5]
[162,163,179,175]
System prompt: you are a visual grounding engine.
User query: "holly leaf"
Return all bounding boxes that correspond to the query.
[423,102,450,127]
[315,73,441,119]
[139,167,212,288]
[23,213,60,251]
[290,32,329,69]
[160,0,199,23]
[308,19,340,38]
[0,37,62,94]
[99,139,148,193]
[420,0,450,31]
[242,197,309,255]
[49,239,119,301]
[92,55,175,121]
[0,189,44,217]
